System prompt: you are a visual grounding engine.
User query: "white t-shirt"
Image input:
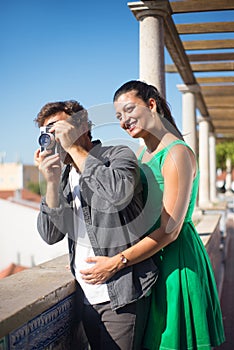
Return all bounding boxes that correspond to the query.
[69,167,110,305]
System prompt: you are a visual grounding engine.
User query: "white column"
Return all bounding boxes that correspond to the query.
[139,16,165,97]
[209,133,217,202]
[177,84,199,155]
[225,158,232,194]
[198,117,210,207]
[128,1,172,98]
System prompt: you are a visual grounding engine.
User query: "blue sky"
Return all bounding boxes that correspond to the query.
[1,0,233,164]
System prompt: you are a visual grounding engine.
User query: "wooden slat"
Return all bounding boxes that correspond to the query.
[196,76,234,84]
[208,112,234,121]
[213,126,234,131]
[213,119,234,123]
[216,130,234,133]
[204,95,234,106]
[201,85,234,95]
[215,132,234,138]
[166,62,234,72]
[183,39,234,50]
[216,136,234,141]
[192,62,234,72]
[188,53,234,62]
[208,106,234,110]
[209,109,234,118]
[213,126,234,132]
[171,0,234,13]
[176,22,234,34]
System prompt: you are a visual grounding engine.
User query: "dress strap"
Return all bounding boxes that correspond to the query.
[138,146,147,161]
[160,140,195,166]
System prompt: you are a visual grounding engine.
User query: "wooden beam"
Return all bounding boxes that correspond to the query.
[215,133,234,138]
[196,76,234,84]
[166,62,234,72]
[213,126,234,132]
[188,53,234,62]
[214,126,234,131]
[176,22,234,34]
[216,136,234,141]
[204,95,234,107]
[201,85,234,95]
[209,109,234,118]
[208,106,234,110]
[170,0,234,13]
[192,62,234,72]
[183,39,234,50]
[216,131,234,134]
[212,120,234,126]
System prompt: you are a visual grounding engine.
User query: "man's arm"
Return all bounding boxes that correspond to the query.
[37,197,70,245]
[34,149,69,245]
[50,119,140,206]
[80,145,140,206]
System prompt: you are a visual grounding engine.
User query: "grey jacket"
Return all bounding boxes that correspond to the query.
[37,140,158,310]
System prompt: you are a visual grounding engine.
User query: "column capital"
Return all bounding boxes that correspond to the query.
[177,84,200,94]
[209,131,216,138]
[128,1,172,21]
[197,115,211,124]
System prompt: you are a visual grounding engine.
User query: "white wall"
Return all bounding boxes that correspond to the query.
[0,199,68,270]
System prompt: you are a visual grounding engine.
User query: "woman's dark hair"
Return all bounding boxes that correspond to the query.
[113,80,183,139]
[34,100,92,140]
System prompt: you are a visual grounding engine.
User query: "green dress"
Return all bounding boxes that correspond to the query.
[139,140,225,350]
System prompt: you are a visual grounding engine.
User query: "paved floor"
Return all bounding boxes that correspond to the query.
[214,213,234,349]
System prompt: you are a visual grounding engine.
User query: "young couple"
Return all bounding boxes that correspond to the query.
[34,80,225,350]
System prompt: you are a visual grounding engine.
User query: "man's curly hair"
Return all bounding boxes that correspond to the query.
[34,100,92,139]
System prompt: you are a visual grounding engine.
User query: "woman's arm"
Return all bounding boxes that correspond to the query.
[80,144,197,284]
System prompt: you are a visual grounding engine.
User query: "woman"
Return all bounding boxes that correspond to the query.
[80,80,225,349]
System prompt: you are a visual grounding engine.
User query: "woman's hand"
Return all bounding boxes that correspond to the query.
[80,255,121,284]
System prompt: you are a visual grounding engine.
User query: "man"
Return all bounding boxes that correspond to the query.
[34,100,158,350]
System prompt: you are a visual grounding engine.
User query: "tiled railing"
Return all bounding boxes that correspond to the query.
[0,255,88,350]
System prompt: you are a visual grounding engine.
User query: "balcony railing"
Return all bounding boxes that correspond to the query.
[0,212,226,350]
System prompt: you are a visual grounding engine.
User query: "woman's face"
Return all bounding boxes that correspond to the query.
[114,91,156,139]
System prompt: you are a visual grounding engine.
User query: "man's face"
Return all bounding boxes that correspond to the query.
[43,111,73,164]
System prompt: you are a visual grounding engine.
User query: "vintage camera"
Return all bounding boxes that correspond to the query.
[38,126,57,153]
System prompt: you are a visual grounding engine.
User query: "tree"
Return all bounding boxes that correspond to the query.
[216,141,234,170]
[26,181,40,195]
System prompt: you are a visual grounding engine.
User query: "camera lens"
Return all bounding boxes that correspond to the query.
[38,133,52,147]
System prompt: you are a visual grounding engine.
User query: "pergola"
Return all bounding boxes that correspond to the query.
[167,0,234,143]
[128,0,234,206]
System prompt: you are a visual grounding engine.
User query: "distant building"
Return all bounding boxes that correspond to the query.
[0,163,67,270]
[0,198,67,271]
[0,162,39,191]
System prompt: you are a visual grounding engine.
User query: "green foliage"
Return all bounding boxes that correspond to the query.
[216,141,234,170]
[26,181,41,195]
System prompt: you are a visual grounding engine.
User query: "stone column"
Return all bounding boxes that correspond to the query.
[209,133,217,202]
[139,16,165,96]
[177,84,199,155]
[198,117,210,207]
[225,157,232,195]
[128,1,172,98]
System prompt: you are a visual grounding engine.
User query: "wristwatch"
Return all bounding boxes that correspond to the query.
[120,253,128,265]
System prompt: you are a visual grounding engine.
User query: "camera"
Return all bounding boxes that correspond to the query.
[38,126,57,153]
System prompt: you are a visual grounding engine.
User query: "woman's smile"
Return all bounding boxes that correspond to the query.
[125,119,138,132]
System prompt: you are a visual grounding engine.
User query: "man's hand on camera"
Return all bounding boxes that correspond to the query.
[50,120,83,154]
[34,148,61,185]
